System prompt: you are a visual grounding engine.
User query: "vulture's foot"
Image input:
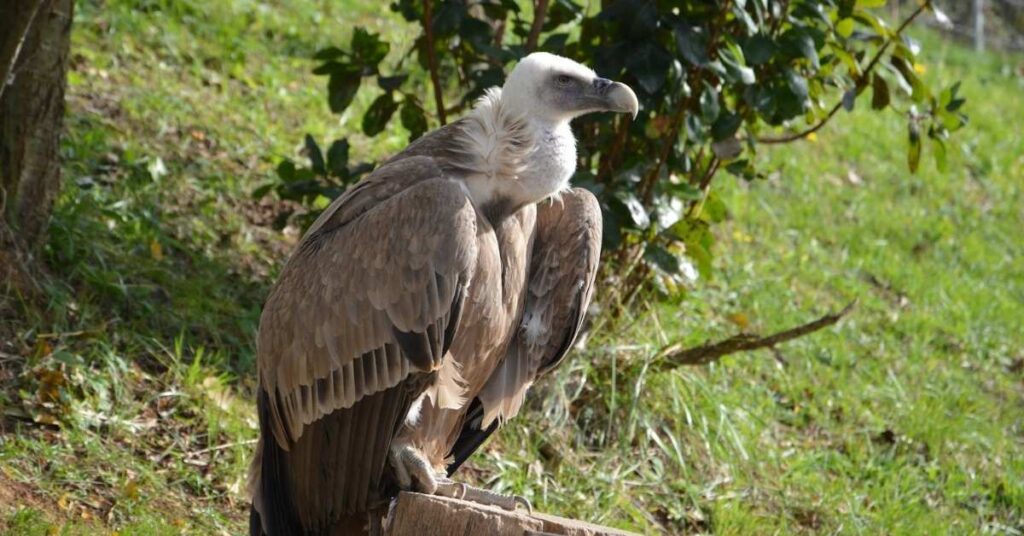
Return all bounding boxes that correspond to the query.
[434,478,533,514]
[389,442,531,513]
[389,442,440,493]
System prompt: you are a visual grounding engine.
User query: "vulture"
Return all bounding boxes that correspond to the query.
[249,52,638,536]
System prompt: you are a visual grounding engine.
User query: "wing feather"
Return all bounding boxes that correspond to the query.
[258,157,477,447]
[252,155,479,531]
[476,188,602,427]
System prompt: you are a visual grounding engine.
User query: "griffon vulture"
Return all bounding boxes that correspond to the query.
[249,52,638,535]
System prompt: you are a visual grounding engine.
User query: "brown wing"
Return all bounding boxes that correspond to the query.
[252,156,477,531]
[476,187,602,426]
[258,157,477,446]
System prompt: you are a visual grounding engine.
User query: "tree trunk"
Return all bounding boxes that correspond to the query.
[0,0,74,295]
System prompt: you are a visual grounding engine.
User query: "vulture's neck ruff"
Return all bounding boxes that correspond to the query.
[451,53,638,220]
[454,88,575,220]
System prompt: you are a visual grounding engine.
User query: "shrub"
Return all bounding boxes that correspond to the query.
[258,0,966,313]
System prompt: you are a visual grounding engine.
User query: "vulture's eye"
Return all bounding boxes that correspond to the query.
[554,74,574,87]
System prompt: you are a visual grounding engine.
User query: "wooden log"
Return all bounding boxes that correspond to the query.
[382,492,638,536]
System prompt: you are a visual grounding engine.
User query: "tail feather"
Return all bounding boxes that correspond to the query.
[251,388,304,535]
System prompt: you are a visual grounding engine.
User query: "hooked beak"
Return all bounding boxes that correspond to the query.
[591,78,639,119]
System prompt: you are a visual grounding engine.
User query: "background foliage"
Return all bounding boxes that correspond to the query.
[263,0,966,314]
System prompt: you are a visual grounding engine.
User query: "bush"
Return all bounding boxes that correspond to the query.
[258,0,966,314]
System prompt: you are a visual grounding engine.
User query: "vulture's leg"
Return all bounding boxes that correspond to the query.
[388,441,532,512]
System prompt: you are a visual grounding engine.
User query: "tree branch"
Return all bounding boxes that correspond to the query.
[525,0,549,52]
[422,0,447,125]
[655,300,857,369]
[757,2,929,145]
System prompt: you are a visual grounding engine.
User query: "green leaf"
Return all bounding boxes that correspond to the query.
[277,159,297,182]
[665,180,703,201]
[720,41,756,84]
[782,29,820,69]
[842,88,857,111]
[251,182,275,199]
[670,219,715,280]
[711,112,742,141]
[350,28,390,68]
[313,47,346,61]
[675,24,709,66]
[327,69,362,114]
[400,98,428,141]
[611,192,650,230]
[701,193,728,223]
[890,56,928,102]
[836,18,855,38]
[907,121,922,173]
[645,245,680,274]
[742,34,777,66]
[856,0,886,8]
[363,93,399,136]
[326,139,350,176]
[785,68,809,101]
[626,42,672,93]
[304,135,326,175]
[871,73,890,110]
[378,74,407,92]
[700,83,720,122]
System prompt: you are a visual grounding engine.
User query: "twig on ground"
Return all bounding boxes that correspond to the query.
[187,438,258,457]
[655,300,857,369]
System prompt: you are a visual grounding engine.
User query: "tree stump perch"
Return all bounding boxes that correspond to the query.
[383,492,638,536]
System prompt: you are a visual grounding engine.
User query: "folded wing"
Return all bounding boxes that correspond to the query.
[253,156,478,529]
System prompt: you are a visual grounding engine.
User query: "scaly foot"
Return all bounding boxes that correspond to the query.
[388,442,532,513]
[434,477,532,513]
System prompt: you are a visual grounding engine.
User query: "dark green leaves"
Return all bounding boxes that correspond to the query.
[326,140,350,176]
[908,120,922,173]
[781,28,820,69]
[304,134,325,175]
[400,99,428,141]
[262,0,968,300]
[675,24,710,66]
[315,28,391,115]
[351,28,390,68]
[363,93,399,136]
[871,73,890,110]
[626,43,672,93]
[326,66,361,114]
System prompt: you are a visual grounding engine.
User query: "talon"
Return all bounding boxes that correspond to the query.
[514,495,533,514]
[389,442,439,494]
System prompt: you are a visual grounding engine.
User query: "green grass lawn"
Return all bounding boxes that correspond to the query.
[1,1,1022,534]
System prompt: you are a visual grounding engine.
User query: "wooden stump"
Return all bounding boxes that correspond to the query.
[383,492,638,536]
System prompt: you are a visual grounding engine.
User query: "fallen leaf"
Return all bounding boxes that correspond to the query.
[727,312,751,329]
[150,239,163,260]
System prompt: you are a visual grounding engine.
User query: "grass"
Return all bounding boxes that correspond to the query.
[1,1,1022,534]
